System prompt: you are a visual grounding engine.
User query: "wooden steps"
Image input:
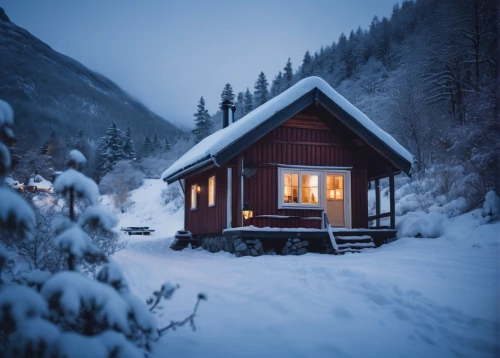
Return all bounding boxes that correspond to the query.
[170,230,200,251]
[335,235,375,254]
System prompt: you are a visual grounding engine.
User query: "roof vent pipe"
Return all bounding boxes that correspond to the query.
[220,99,234,128]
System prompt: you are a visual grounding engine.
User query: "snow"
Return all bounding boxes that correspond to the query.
[78,206,118,231]
[99,179,183,240]
[0,284,48,323]
[53,224,100,258]
[0,186,36,237]
[41,271,132,333]
[27,174,54,192]
[103,181,499,358]
[0,99,13,127]
[54,168,99,204]
[162,76,413,181]
[68,149,87,166]
[4,176,23,189]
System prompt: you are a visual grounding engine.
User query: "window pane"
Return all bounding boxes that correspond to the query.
[284,185,291,203]
[302,174,309,187]
[208,176,215,206]
[291,174,298,186]
[336,189,343,200]
[310,187,319,204]
[310,175,318,187]
[292,186,298,203]
[327,175,334,190]
[284,173,291,186]
[191,185,197,209]
[302,187,310,203]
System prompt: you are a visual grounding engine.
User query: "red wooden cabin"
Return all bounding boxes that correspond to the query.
[163,77,413,255]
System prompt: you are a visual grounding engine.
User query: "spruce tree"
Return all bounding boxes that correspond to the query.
[234,91,244,121]
[270,71,283,97]
[164,138,171,152]
[283,58,293,89]
[253,72,269,107]
[152,132,161,152]
[96,122,126,177]
[300,50,313,78]
[242,88,253,117]
[142,136,151,154]
[192,96,212,143]
[220,83,235,102]
[123,126,136,161]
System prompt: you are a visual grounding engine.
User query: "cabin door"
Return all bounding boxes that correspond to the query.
[326,174,345,227]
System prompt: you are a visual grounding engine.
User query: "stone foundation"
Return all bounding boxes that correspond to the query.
[201,236,331,257]
[201,236,234,253]
[282,238,309,255]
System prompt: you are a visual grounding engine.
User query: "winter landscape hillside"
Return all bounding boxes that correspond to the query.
[0,0,499,357]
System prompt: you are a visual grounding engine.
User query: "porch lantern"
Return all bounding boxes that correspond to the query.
[196,185,201,193]
[243,202,253,220]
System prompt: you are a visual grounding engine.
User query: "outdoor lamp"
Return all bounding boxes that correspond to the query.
[197,185,201,193]
[243,202,253,220]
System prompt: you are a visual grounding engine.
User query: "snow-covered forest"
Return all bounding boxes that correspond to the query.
[0,0,499,357]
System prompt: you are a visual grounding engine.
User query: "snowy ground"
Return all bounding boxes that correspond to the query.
[110,180,499,358]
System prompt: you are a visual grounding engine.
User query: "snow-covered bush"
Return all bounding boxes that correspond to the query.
[99,160,144,211]
[161,183,184,214]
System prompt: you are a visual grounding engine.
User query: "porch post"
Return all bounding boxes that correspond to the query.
[388,167,396,229]
[226,168,232,228]
[375,178,380,228]
[236,156,243,227]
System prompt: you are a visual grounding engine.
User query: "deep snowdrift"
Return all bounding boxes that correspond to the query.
[111,180,499,358]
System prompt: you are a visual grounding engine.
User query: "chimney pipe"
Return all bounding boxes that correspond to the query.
[220,99,234,128]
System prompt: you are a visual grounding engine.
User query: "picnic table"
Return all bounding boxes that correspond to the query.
[120,226,155,235]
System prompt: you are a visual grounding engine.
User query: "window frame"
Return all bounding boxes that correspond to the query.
[190,184,197,210]
[208,175,216,207]
[278,167,323,209]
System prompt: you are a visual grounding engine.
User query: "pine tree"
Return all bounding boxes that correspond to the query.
[300,50,313,78]
[234,91,244,121]
[192,96,212,143]
[152,132,161,152]
[270,71,283,97]
[142,136,151,154]
[253,72,269,107]
[96,122,126,177]
[242,88,253,117]
[220,83,235,102]
[123,126,136,161]
[283,58,293,89]
[164,138,171,151]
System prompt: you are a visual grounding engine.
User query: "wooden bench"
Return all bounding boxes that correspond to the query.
[120,226,155,235]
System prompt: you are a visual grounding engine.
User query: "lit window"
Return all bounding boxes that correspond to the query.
[327,175,343,200]
[279,168,321,208]
[302,174,319,204]
[283,173,298,203]
[191,185,197,209]
[208,176,215,206]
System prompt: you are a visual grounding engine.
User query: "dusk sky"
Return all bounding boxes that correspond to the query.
[2,0,400,129]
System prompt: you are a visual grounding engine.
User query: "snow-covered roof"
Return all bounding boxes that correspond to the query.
[162,76,413,182]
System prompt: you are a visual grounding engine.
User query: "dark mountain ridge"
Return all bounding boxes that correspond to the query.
[0,8,184,150]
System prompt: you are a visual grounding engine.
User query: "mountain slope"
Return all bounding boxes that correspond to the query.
[0,9,184,149]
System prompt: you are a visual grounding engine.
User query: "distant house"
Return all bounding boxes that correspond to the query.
[163,77,412,256]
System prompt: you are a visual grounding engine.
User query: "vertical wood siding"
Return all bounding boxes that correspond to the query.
[184,167,227,235]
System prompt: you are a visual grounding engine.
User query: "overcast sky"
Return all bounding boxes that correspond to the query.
[2,0,399,129]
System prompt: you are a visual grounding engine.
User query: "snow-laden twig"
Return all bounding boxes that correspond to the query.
[157,293,207,336]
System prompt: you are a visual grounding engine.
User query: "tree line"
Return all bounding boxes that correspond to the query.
[191,0,498,208]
